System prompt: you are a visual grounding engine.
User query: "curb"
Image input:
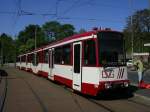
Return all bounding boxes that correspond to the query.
[130,83,150,101]
[134,93,150,101]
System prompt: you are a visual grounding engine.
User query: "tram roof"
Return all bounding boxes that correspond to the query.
[18,29,122,56]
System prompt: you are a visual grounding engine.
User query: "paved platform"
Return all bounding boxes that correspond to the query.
[128,70,150,98]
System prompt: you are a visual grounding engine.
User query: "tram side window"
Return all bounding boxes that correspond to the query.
[26,54,30,63]
[54,47,62,64]
[31,54,34,64]
[16,57,20,62]
[31,53,38,66]
[37,51,43,63]
[27,54,31,63]
[22,56,26,62]
[26,55,27,64]
[44,50,49,63]
[84,39,96,66]
[22,56,23,62]
[62,44,71,65]
[35,53,38,65]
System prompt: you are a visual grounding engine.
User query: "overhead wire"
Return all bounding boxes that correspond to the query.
[57,17,123,23]
[60,0,81,16]
[56,0,125,23]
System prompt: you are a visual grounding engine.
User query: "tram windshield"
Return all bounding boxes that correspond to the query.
[97,32,126,66]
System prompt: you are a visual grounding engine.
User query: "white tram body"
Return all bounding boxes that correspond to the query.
[16,29,129,96]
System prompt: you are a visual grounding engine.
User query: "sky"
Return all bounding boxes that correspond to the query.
[0,0,149,38]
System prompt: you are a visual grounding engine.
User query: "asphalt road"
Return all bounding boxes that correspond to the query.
[0,67,150,112]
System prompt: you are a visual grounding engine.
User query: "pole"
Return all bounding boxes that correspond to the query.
[34,26,37,65]
[35,26,37,50]
[149,0,150,9]
[1,38,3,66]
[130,0,134,59]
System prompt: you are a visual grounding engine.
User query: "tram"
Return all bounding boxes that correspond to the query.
[17,28,129,96]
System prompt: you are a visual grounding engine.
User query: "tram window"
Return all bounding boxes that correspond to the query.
[31,53,38,66]
[22,56,26,62]
[26,55,27,64]
[44,50,49,63]
[54,47,62,64]
[31,54,34,64]
[36,53,39,65]
[17,57,20,62]
[84,40,96,66]
[28,54,31,63]
[37,51,43,63]
[26,54,29,63]
[62,44,71,65]
[23,56,25,62]
[37,52,40,63]
[20,57,22,62]
[21,56,23,62]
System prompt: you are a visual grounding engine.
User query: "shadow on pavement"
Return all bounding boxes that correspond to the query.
[79,86,139,101]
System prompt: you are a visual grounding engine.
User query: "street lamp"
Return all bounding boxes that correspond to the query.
[34,26,37,65]
[35,26,37,50]
[129,0,134,60]
[0,38,3,66]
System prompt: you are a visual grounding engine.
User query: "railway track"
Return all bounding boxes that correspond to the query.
[63,86,114,112]
[86,98,115,112]
[127,99,150,108]
[0,70,8,112]
[19,76,48,112]
[4,68,49,112]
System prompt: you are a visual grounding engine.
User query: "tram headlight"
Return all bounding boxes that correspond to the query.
[124,82,129,87]
[105,83,112,89]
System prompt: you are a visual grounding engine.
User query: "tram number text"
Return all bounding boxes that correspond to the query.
[102,68,124,79]
[102,69,114,78]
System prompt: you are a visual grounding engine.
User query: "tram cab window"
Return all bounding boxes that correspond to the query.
[97,32,126,66]
[84,39,96,66]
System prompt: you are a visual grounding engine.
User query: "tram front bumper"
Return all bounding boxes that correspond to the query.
[99,80,130,90]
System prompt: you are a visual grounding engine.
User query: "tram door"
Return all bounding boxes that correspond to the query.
[73,42,82,91]
[48,49,54,80]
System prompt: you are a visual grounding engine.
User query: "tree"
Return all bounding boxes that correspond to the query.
[0,33,16,64]
[42,21,75,40]
[124,9,150,53]
[16,24,48,54]
[16,21,76,54]
[42,21,61,41]
[59,24,75,39]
